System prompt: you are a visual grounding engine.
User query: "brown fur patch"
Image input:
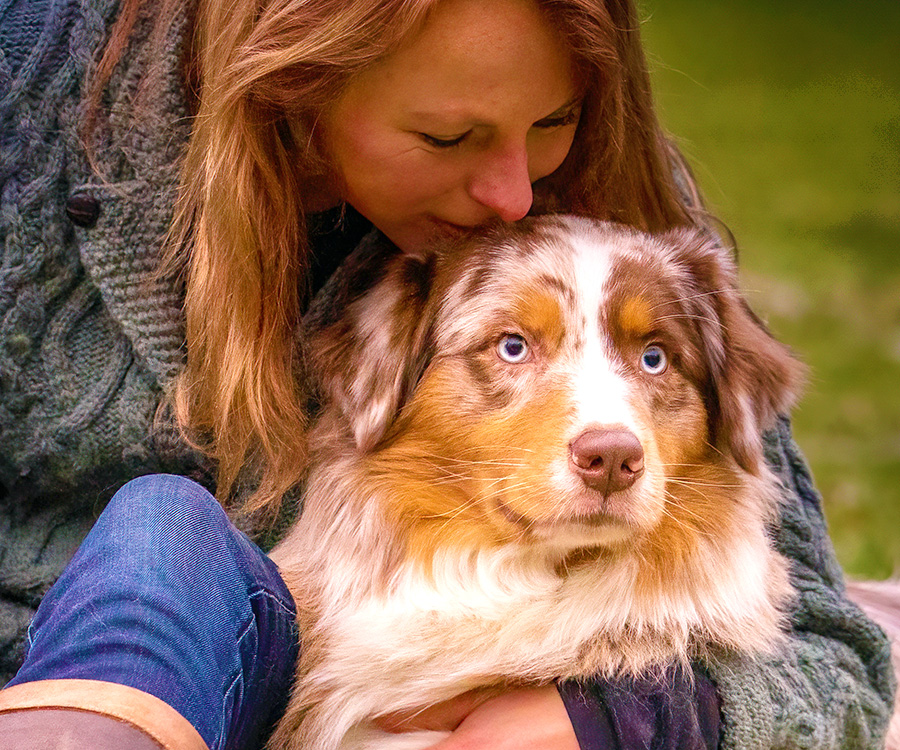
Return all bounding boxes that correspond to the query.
[468,386,574,524]
[371,362,581,573]
[638,461,743,582]
[652,387,711,470]
[368,363,522,569]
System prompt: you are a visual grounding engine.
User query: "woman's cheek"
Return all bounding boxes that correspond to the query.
[528,127,578,182]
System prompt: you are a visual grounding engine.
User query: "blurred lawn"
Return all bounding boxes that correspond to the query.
[640,0,900,578]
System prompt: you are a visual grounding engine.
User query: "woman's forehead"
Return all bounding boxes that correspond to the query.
[343,0,578,119]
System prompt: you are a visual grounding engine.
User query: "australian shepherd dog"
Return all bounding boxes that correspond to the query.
[269,215,805,750]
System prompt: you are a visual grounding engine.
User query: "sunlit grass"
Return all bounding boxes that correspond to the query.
[641,0,900,577]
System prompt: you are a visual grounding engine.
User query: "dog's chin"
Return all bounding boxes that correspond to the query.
[496,498,638,551]
[531,519,636,551]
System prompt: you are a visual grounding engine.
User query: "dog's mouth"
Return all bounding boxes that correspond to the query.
[496,498,634,539]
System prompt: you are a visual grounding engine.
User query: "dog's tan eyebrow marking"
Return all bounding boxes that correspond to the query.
[618,296,654,338]
[512,286,565,351]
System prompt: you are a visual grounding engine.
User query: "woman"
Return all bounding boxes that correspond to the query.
[0,0,893,748]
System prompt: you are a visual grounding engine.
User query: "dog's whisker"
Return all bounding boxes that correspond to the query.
[424,479,537,524]
[653,312,718,325]
[418,445,538,458]
[700,440,729,461]
[657,461,725,468]
[411,453,531,469]
[408,459,530,485]
[663,486,718,515]
[664,486,722,516]
[666,477,742,489]
[646,288,729,313]
[656,505,698,534]
[658,495,715,536]
[426,456,533,467]
[423,468,476,483]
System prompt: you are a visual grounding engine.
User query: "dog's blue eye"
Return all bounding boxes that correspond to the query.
[497,334,529,364]
[640,345,667,375]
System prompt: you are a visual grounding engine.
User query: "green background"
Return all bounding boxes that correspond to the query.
[640,0,900,578]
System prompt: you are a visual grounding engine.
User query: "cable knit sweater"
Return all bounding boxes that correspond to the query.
[0,1,894,747]
[0,0,209,676]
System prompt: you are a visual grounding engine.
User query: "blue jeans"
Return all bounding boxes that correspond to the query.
[7,474,300,750]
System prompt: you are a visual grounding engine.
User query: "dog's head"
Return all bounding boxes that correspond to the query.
[309,216,804,552]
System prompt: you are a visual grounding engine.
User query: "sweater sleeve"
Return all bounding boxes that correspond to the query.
[663,154,895,746]
[558,664,720,750]
[706,417,895,749]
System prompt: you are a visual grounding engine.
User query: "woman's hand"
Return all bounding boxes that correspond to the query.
[374,685,580,750]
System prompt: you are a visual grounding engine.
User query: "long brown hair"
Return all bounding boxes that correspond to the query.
[88,0,700,518]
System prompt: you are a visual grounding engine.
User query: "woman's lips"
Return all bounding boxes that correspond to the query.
[429,217,484,241]
[432,217,472,232]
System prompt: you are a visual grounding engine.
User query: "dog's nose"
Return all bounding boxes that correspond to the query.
[569,428,645,495]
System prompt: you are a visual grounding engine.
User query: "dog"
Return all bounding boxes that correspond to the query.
[268,215,805,750]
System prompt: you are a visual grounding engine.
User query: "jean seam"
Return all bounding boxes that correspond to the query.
[218,589,292,750]
[219,667,243,750]
[248,586,296,617]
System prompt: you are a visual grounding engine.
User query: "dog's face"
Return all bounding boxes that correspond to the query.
[311,216,803,557]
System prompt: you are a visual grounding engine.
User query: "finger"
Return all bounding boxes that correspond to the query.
[420,685,580,750]
[373,688,496,733]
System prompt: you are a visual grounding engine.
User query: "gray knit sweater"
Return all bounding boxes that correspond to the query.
[0,0,208,675]
[0,1,894,747]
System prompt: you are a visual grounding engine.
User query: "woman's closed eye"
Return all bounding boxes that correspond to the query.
[419,131,470,149]
[417,106,581,150]
[532,108,581,130]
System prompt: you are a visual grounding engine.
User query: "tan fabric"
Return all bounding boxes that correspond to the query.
[0,679,209,750]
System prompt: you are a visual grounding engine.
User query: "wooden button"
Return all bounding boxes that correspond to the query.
[65,194,101,228]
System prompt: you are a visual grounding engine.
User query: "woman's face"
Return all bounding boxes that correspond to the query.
[320,0,581,253]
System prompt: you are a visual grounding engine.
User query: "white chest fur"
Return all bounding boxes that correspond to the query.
[277,512,785,750]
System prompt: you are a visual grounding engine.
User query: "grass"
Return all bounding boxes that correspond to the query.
[639,0,900,578]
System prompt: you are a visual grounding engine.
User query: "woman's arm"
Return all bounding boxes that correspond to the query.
[705,417,895,749]
[399,666,719,750]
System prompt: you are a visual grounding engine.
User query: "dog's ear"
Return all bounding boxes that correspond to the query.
[307,243,437,452]
[665,229,806,474]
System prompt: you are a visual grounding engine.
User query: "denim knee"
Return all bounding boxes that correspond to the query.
[9,474,299,750]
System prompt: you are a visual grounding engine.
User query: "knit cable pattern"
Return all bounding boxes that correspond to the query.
[707,418,895,749]
[0,0,204,680]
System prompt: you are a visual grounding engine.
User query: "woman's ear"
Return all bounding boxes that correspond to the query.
[306,239,437,452]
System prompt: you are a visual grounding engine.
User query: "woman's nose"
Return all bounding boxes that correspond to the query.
[466,144,534,222]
